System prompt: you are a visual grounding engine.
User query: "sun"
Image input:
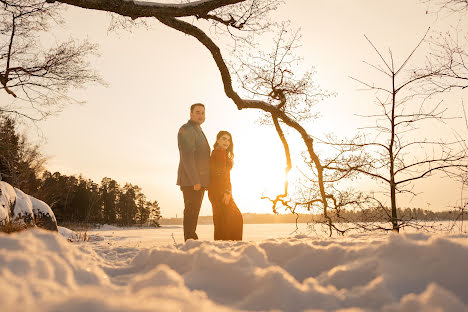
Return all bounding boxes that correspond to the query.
[230,140,294,214]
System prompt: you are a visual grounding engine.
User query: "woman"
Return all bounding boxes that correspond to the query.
[208,131,243,240]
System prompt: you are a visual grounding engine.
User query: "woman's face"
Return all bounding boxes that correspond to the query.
[216,134,231,150]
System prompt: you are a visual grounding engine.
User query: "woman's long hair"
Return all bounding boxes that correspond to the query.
[214,131,234,162]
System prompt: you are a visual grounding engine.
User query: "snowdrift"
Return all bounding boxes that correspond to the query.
[0,228,467,311]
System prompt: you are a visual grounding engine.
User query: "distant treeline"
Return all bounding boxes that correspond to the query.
[310,207,464,223]
[0,115,161,226]
[161,208,464,225]
[39,172,161,226]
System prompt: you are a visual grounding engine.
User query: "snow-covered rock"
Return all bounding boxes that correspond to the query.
[12,188,35,228]
[0,181,57,232]
[30,194,58,231]
[0,181,16,226]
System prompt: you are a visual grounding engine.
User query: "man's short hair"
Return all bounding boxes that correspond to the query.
[190,103,205,112]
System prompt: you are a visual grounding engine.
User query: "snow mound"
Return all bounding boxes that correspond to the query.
[58,226,84,242]
[1,181,57,231]
[1,229,467,311]
[0,228,110,310]
[58,226,104,242]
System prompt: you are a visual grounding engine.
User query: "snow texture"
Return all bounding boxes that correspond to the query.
[1,228,467,311]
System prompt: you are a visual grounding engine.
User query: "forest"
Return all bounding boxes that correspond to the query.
[0,115,161,226]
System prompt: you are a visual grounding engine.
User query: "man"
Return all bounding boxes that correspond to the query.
[177,103,211,241]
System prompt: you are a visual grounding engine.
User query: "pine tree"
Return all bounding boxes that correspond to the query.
[100,178,120,224]
[0,116,21,184]
[148,200,161,227]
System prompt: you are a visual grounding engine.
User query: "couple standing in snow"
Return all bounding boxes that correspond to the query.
[177,103,243,242]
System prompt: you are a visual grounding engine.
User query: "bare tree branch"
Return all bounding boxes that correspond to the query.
[0,0,103,120]
[46,0,244,18]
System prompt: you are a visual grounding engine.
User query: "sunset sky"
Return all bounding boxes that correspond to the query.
[4,0,467,218]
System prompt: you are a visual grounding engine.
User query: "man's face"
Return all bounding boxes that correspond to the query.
[190,106,205,125]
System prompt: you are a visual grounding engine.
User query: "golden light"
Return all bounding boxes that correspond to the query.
[229,131,298,214]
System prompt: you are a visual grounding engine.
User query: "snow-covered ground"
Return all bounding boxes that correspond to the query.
[1,223,468,311]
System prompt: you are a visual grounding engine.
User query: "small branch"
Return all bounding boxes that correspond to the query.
[397,163,468,185]
[364,34,393,74]
[395,27,430,75]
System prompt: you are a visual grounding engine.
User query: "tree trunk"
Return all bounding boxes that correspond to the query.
[390,180,399,232]
[390,75,399,233]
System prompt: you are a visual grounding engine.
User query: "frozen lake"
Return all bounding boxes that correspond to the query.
[87,221,468,248]
[88,223,314,247]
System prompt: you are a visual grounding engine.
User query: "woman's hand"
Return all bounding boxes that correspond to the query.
[223,192,231,205]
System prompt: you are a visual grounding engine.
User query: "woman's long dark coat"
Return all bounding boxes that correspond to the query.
[208,148,243,240]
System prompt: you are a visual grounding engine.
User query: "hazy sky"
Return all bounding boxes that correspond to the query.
[4,0,467,218]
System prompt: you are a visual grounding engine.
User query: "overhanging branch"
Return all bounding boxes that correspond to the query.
[47,0,244,19]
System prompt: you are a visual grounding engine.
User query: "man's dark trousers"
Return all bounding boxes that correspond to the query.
[181,186,205,241]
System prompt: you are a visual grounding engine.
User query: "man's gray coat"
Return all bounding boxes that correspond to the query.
[177,120,211,188]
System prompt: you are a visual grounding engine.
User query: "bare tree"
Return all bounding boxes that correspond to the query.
[323,31,468,232]
[0,114,47,194]
[423,0,468,231]
[229,24,357,229]
[0,0,102,120]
